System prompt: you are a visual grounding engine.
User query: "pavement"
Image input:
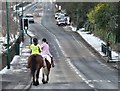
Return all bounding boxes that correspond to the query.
[0,2,38,90]
[0,34,32,91]
[0,2,41,91]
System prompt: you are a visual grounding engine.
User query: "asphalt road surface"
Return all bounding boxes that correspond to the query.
[24,2,119,91]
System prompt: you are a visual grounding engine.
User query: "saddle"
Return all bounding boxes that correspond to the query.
[42,55,51,66]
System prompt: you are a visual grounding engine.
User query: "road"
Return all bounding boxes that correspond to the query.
[24,2,119,91]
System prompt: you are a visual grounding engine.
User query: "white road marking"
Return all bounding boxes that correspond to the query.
[65,58,94,88]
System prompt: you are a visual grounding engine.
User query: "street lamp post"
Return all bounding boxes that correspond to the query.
[19,2,24,42]
[16,2,18,24]
[6,0,10,69]
[21,2,24,42]
[76,8,80,31]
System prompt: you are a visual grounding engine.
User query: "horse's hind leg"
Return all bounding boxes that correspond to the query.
[46,68,50,83]
[44,75,49,84]
[46,71,50,83]
[42,73,46,84]
[32,74,36,86]
[36,68,40,85]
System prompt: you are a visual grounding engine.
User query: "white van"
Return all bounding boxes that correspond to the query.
[24,14,34,23]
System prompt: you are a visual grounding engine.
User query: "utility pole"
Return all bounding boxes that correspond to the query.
[16,1,18,24]
[116,2,120,44]
[21,2,24,42]
[76,8,80,31]
[19,2,24,42]
[6,0,10,69]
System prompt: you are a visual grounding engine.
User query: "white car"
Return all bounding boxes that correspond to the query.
[56,17,66,26]
[64,16,70,25]
[55,13,60,19]
[24,14,34,23]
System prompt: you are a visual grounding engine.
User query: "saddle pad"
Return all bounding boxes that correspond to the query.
[42,55,51,64]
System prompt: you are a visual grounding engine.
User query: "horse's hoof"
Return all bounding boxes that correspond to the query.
[52,64,55,67]
[43,81,48,84]
[26,65,30,68]
[42,81,46,84]
[42,79,44,82]
[42,80,46,84]
[45,81,48,84]
[33,82,36,86]
[36,81,39,85]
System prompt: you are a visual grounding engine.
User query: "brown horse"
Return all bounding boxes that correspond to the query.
[28,54,51,86]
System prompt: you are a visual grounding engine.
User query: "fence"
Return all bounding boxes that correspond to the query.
[101,43,112,60]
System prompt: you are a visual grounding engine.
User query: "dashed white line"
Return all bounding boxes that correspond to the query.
[65,58,95,88]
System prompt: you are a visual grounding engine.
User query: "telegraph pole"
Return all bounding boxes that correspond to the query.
[76,8,80,31]
[21,2,24,42]
[6,0,10,69]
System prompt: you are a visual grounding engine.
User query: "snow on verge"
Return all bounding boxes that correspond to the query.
[69,26,119,62]
[0,55,20,74]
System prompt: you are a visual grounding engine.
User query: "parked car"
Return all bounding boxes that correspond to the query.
[55,12,65,19]
[56,17,66,26]
[55,12,60,19]
[64,16,71,25]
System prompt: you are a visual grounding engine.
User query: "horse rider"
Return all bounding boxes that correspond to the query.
[27,38,42,68]
[40,38,55,67]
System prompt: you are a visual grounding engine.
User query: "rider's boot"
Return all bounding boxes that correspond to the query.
[27,60,30,68]
[26,65,30,68]
[43,59,45,68]
[51,57,55,67]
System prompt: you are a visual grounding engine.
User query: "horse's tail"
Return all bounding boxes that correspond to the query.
[31,55,36,75]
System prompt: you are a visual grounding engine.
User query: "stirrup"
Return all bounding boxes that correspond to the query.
[26,65,30,68]
[51,64,55,67]
[43,65,45,68]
